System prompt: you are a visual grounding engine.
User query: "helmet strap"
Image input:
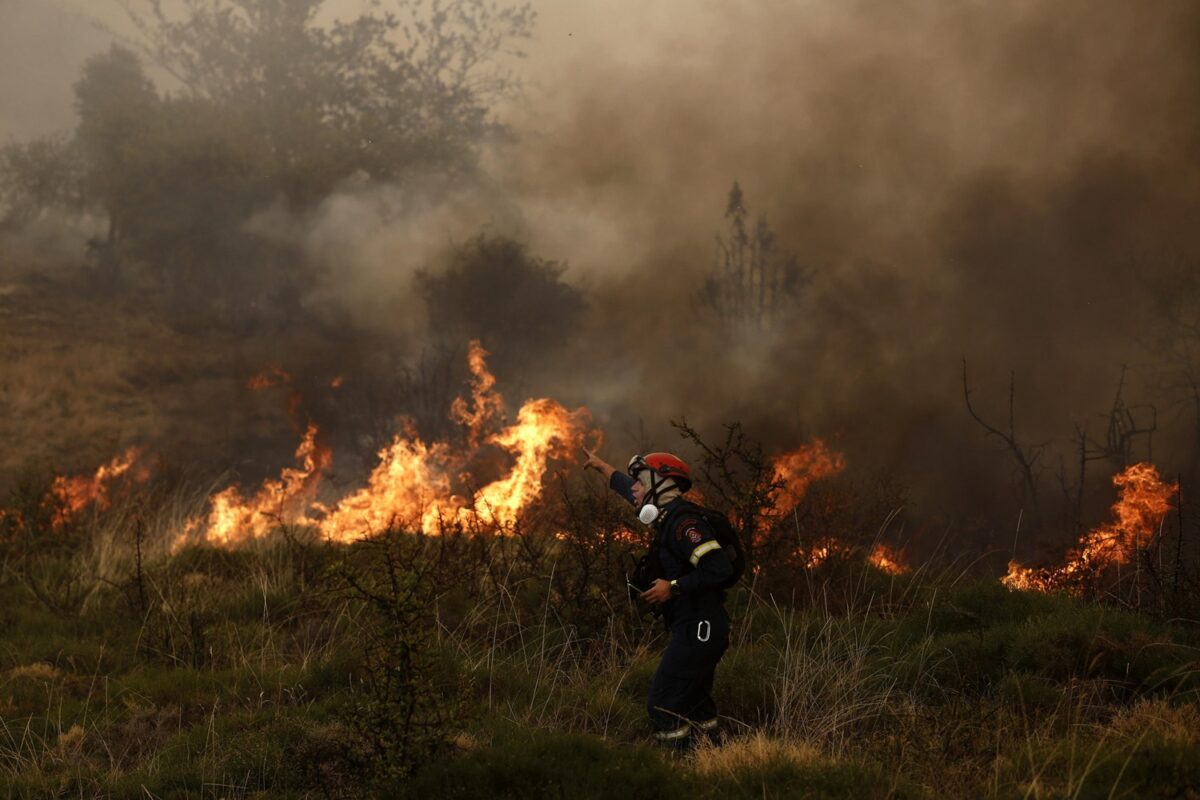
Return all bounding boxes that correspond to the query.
[637,470,675,526]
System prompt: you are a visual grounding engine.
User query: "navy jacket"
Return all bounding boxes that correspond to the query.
[610,472,734,621]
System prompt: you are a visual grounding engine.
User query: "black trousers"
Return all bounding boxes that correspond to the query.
[647,606,730,741]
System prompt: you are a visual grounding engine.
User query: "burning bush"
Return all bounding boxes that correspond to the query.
[1004,463,1178,596]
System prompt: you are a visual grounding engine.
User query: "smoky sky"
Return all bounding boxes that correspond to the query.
[4,0,1200,532]
[501,0,1200,531]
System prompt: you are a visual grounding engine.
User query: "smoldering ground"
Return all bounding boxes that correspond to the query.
[3,0,1200,551]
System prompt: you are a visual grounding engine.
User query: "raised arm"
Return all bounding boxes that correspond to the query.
[583,448,636,505]
[582,447,617,481]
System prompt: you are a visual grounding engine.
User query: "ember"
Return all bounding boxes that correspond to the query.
[868,542,908,575]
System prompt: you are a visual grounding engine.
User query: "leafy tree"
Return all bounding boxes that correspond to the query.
[72,44,161,286]
[39,0,532,319]
[128,96,282,310]
[699,181,809,335]
[72,46,276,300]
[0,134,86,231]
[122,0,534,207]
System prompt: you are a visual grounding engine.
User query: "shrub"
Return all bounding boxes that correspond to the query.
[335,533,470,787]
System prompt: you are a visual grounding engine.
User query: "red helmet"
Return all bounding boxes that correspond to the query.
[628,452,692,492]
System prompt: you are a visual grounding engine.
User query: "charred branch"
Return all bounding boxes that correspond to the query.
[962,359,1045,518]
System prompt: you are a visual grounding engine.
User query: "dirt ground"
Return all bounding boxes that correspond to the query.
[0,273,306,491]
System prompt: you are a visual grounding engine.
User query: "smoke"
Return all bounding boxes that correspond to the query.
[0,1,109,140]
[4,0,1200,529]
[472,0,1200,523]
[245,175,527,334]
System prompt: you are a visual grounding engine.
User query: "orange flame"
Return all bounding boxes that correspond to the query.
[868,542,908,575]
[803,541,842,568]
[450,340,506,446]
[1003,462,1178,593]
[757,439,847,551]
[771,440,846,508]
[183,341,593,545]
[185,423,331,547]
[50,447,144,525]
[247,364,291,391]
[796,537,854,568]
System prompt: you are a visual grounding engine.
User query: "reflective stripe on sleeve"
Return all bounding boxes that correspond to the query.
[689,540,722,566]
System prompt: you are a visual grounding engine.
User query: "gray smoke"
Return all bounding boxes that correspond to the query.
[3,0,1199,532]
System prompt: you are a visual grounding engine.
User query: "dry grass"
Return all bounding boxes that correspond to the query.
[692,731,823,777]
[5,663,61,683]
[1107,697,1200,745]
[0,278,322,492]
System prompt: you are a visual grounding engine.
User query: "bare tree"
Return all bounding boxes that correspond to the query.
[699,181,809,336]
[1141,256,1200,477]
[1054,371,1156,536]
[962,359,1045,520]
[671,418,781,566]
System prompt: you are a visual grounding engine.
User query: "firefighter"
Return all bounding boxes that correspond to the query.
[583,447,734,750]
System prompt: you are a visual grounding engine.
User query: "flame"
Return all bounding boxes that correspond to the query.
[330,375,344,389]
[247,364,291,391]
[795,542,907,574]
[468,398,587,527]
[185,423,331,547]
[1000,561,1054,594]
[771,440,846,507]
[758,439,847,552]
[1003,462,1178,593]
[50,447,144,525]
[183,341,593,545]
[317,398,589,540]
[868,542,908,575]
[804,542,839,568]
[790,540,854,568]
[450,340,506,446]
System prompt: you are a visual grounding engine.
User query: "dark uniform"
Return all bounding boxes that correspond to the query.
[610,472,734,747]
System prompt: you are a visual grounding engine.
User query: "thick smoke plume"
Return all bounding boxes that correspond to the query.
[489,0,1200,533]
[3,0,1200,556]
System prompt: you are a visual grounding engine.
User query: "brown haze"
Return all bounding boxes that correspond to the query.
[3,0,1200,549]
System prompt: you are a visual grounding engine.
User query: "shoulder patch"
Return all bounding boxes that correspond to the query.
[677,517,705,544]
[674,517,701,542]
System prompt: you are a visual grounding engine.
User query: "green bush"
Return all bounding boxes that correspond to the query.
[897,581,1199,701]
[995,671,1064,712]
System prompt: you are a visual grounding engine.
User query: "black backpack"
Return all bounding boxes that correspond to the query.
[676,501,746,589]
